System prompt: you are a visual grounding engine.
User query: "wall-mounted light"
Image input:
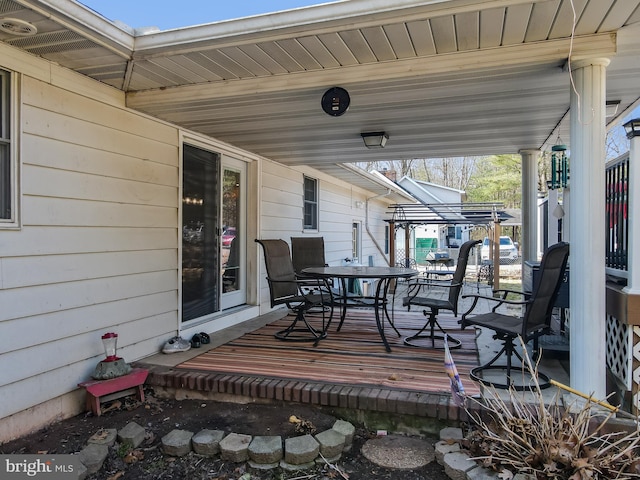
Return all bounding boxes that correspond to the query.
[361,132,388,149]
[623,118,640,139]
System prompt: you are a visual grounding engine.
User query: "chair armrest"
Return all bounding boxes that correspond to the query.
[405,279,461,302]
[461,293,530,319]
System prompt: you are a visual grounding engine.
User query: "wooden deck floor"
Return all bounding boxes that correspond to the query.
[138,309,482,424]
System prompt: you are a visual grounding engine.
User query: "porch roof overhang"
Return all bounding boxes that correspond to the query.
[1,0,639,185]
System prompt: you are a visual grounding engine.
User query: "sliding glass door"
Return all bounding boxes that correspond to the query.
[182,144,246,322]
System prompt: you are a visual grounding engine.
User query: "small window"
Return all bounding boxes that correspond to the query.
[0,68,16,225]
[303,176,318,230]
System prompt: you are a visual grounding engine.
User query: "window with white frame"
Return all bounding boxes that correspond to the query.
[0,68,14,224]
[303,175,318,230]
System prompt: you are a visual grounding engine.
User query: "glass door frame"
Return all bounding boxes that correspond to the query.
[220,156,246,310]
[179,140,248,324]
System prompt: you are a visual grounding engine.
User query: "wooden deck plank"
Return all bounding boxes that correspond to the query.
[176,309,481,396]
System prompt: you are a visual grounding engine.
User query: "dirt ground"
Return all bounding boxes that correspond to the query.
[1,387,451,480]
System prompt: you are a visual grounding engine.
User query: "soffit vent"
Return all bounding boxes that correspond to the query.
[0,17,37,36]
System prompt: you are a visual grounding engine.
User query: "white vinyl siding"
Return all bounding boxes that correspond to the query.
[258,160,393,311]
[0,64,180,422]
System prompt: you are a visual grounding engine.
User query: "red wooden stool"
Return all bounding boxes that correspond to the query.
[78,367,149,416]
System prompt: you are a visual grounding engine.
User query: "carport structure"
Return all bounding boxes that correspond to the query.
[2,0,640,409]
[385,202,512,289]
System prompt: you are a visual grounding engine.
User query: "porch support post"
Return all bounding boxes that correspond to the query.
[569,57,609,400]
[520,149,540,263]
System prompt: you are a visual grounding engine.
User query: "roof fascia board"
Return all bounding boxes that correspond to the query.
[339,164,415,202]
[15,0,134,56]
[405,176,465,194]
[127,33,616,108]
[131,0,543,55]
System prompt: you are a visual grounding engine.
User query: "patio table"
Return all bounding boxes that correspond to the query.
[301,266,418,352]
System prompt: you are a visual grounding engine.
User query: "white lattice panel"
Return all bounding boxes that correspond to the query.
[606,315,632,389]
[633,326,640,413]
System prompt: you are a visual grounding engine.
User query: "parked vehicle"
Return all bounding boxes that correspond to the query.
[481,236,518,263]
[222,227,236,247]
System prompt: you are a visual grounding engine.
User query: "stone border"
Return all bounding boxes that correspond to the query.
[74,419,356,479]
[75,420,498,480]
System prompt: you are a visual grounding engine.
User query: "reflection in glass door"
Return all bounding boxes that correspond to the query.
[182,144,221,322]
[220,160,246,309]
[182,146,246,321]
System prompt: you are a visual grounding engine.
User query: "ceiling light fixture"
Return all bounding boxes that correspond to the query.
[361,132,388,149]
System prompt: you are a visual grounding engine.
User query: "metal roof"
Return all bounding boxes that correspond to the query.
[386,202,513,225]
[1,0,639,182]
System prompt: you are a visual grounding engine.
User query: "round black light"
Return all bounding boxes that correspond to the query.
[321,87,350,117]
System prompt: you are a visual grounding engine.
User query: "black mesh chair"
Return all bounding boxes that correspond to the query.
[291,237,327,274]
[402,239,480,348]
[256,239,334,345]
[460,241,569,390]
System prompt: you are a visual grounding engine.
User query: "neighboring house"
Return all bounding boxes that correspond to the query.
[395,176,471,250]
[0,43,413,442]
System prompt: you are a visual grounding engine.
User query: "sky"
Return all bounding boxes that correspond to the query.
[79,0,336,31]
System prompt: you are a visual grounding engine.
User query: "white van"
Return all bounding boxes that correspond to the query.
[481,236,519,263]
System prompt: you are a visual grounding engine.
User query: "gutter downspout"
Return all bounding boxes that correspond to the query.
[365,189,392,266]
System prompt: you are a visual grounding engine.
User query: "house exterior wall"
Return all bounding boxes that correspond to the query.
[0,44,184,440]
[257,159,393,312]
[0,43,398,442]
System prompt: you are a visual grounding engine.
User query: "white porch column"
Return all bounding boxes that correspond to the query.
[520,149,540,264]
[569,58,609,400]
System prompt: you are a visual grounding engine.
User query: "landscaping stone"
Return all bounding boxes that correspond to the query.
[435,439,461,463]
[248,435,282,466]
[87,428,117,447]
[77,443,109,475]
[219,432,252,462]
[284,434,319,465]
[117,421,146,448]
[443,451,478,480]
[467,466,501,480]
[440,427,463,441]
[362,434,434,469]
[192,429,225,456]
[332,419,355,449]
[161,429,194,457]
[75,461,88,480]
[315,429,345,460]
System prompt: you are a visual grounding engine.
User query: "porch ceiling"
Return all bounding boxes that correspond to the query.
[2,0,640,175]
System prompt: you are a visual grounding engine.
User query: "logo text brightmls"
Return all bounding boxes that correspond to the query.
[5,458,53,476]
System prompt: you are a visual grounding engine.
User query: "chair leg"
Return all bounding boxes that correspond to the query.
[403,309,462,349]
[470,336,551,390]
[274,306,329,346]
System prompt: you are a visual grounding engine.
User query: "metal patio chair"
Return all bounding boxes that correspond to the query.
[460,241,569,390]
[256,239,334,344]
[402,239,480,349]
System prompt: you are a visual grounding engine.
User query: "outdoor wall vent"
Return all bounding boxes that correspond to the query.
[0,18,37,36]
